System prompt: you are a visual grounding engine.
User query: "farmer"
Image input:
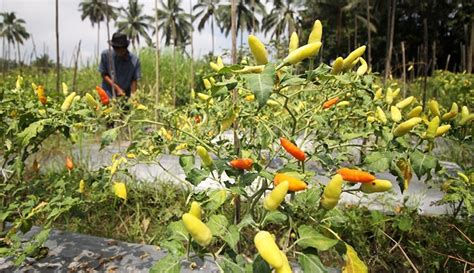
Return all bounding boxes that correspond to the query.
[98,32,141,99]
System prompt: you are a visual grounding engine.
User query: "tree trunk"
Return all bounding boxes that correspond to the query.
[422,18,429,106]
[55,0,60,93]
[72,40,81,92]
[189,0,194,91]
[211,16,215,54]
[354,16,358,47]
[17,43,21,68]
[384,0,396,83]
[172,24,177,107]
[336,8,343,53]
[97,23,100,61]
[154,0,160,122]
[468,20,473,73]
[401,41,406,97]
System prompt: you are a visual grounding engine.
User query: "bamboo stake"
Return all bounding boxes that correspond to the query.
[401,41,406,97]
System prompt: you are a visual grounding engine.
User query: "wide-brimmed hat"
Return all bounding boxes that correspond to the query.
[109,32,129,48]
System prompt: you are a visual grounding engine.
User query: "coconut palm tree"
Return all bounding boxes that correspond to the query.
[217,0,266,46]
[262,0,304,41]
[193,0,220,54]
[116,0,153,49]
[0,12,30,65]
[156,0,192,48]
[78,0,118,59]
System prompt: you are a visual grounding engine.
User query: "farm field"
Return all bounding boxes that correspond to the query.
[1,1,473,272]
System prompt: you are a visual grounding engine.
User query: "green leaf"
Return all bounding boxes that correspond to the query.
[179,155,195,175]
[393,215,413,232]
[223,225,240,252]
[241,172,259,186]
[298,251,327,273]
[364,152,392,172]
[264,211,287,225]
[207,190,228,211]
[167,220,188,241]
[100,127,119,150]
[186,168,209,186]
[252,254,272,273]
[207,214,229,236]
[341,132,367,141]
[17,119,50,146]
[217,256,245,273]
[342,243,368,273]
[297,225,338,251]
[244,65,275,108]
[410,150,438,179]
[150,255,181,273]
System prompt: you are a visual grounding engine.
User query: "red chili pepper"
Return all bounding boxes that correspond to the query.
[194,115,201,123]
[280,137,306,161]
[66,157,74,171]
[96,86,110,105]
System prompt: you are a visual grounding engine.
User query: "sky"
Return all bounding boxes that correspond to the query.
[0,0,272,67]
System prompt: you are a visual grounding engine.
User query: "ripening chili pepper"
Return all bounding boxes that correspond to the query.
[235,65,265,74]
[245,94,255,101]
[395,96,415,109]
[289,32,299,53]
[442,102,458,120]
[337,101,350,107]
[393,117,423,137]
[407,106,423,119]
[356,57,368,75]
[342,45,366,70]
[308,20,322,44]
[428,100,441,117]
[248,35,268,65]
[194,115,201,123]
[390,106,402,122]
[320,174,343,210]
[273,173,307,192]
[66,156,74,171]
[37,85,47,105]
[96,86,109,105]
[425,116,440,140]
[61,92,77,112]
[322,97,339,109]
[331,57,344,74]
[196,146,213,168]
[84,93,98,110]
[264,180,289,211]
[360,179,393,193]
[189,201,202,220]
[337,168,375,183]
[197,92,211,101]
[280,137,306,161]
[254,231,284,269]
[459,113,474,125]
[230,158,253,170]
[182,213,212,247]
[277,42,322,70]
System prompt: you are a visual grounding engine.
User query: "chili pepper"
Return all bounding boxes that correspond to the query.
[113,182,127,200]
[182,213,212,247]
[264,180,289,211]
[442,102,458,121]
[393,117,422,137]
[66,157,74,170]
[428,100,441,117]
[266,99,280,107]
[217,56,224,68]
[289,32,299,53]
[276,250,292,273]
[61,92,77,112]
[385,87,394,105]
[96,86,110,105]
[189,201,202,219]
[407,106,423,119]
[230,158,253,170]
[203,79,212,90]
[79,179,85,193]
[197,92,211,101]
[320,174,343,210]
[342,45,366,70]
[235,65,265,74]
[425,116,440,140]
[376,106,387,124]
[274,173,307,192]
[337,168,375,183]
[194,115,201,123]
[196,146,213,168]
[356,57,368,75]
[308,19,323,44]
[331,57,344,74]
[322,97,339,109]
[435,124,451,137]
[62,82,68,95]
[396,96,415,109]
[337,101,350,107]
[245,94,255,101]
[210,62,220,71]
[37,85,47,105]
[459,113,474,125]
[254,231,284,269]
[390,106,402,122]
[360,179,393,193]
[277,42,322,69]
[248,35,268,65]
[374,88,383,101]
[84,93,98,110]
[280,137,306,161]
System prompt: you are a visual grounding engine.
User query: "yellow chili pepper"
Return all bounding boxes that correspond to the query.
[196,145,213,168]
[182,213,212,247]
[428,100,441,117]
[360,179,392,193]
[308,19,322,44]
[264,180,289,211]
[248,35,268,65]
[435,124,451,137]
[376,106,387,124]
[356,57,368,75]
[390,106,402,122]
[61,92,77,112]
[407,106,423,118]
[393,117,422,137]
[441,102,458,120]
[342,45,366,70]
[277,42,322,69]
[254,231,284,269]
[425,116,440,140]
[189,201,202,220]
[320,174,343,210]
[395,96,415,109]
[289,32,299,53]
[331,57,344,75]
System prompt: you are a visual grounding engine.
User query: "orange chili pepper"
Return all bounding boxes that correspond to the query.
[273,173,307,192]
[280,137,306,161]
[230,158,253,170]
[96,86,110,105]
[66,157,74,171]
[337,168,375,183]
[322,97,339,109]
